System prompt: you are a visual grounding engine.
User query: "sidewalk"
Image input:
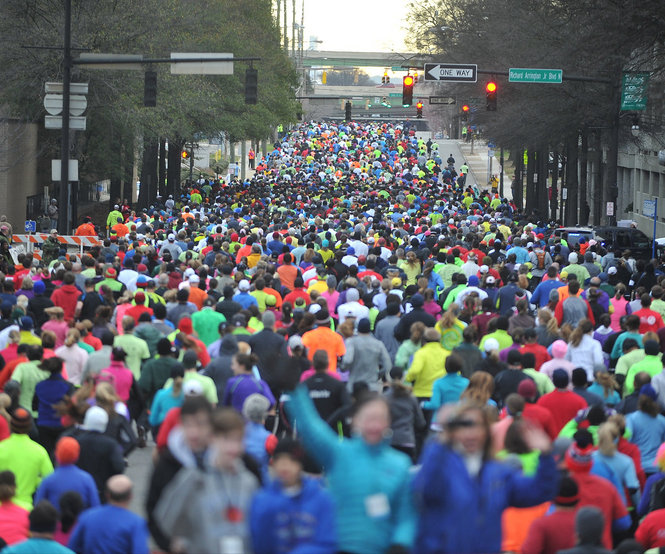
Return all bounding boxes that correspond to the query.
[459,140,513,200]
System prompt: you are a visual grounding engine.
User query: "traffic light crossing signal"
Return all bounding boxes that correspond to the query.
[416,101,423,118]
[462,104,470,121]
[486,81,497,111]
[245,68,258,105]
[345,101,352,121]
[382,72,390,84]
[181,150,190,160]
[402,75,414,107]
[143,71,157,107]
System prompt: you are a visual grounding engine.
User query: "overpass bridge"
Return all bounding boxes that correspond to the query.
[301,50,432,69]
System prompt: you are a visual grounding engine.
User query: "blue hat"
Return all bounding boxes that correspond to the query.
[468,275,479,287]
[640,384,658,401]
[33,281,46,294]
[19,316,34,331]
[346,246,355,256]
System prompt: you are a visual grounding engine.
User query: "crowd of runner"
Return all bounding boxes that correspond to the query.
[0,120,663,552]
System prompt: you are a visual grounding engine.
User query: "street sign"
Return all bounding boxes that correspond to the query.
[562,188,568,200]
[44,94,88,116]
[429,96,456,105]
[606,202,615,217]
[24,221,36,233]
[643,198,657,218]
[621,72,649,111]
[508,68,562,83]
[170,53,234,75]
[424,63,477,82]
[51,160,79,182]
[388,92,401,98]
[45,116,86,131]
[45,82,88,95]
[77,54,144,70]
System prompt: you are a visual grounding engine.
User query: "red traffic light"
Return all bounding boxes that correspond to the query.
[181,150,190,159]
[486,81,497,93]
[403,75,414,87]
[462,104,470,112]
[416,101,423,109]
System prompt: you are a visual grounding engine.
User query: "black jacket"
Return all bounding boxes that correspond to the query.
[393,308,436,342]
[65,428,125,498]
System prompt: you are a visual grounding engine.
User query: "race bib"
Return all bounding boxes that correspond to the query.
[220,536,244,554]
[365,493,390,518]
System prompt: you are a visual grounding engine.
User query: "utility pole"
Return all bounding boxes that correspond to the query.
[58,0,72,234]
[291,0,296,58]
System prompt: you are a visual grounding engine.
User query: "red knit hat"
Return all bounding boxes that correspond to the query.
[178,318,193,335]
[565,431,595,473]
[55,437,80,465]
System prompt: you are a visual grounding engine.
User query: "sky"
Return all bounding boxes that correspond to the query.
[302,0,409,53]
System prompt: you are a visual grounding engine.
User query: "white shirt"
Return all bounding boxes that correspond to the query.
[118,269,139,292]
[337,301,370,325]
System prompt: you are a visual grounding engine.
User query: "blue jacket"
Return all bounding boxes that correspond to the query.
[423,373,469,411]
[34,464,100,510]
[250,477,337,554]
[413,442,558,553]
[287,386,415,554]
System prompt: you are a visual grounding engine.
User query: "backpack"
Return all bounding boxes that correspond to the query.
[536,251,546,270]
[648,476,665,513]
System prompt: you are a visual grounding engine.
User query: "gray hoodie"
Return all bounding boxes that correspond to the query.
[155,458,258,554]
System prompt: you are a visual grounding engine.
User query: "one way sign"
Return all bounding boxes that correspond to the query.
[424,63,477,83]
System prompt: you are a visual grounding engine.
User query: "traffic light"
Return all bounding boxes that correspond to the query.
[181,150,190,160]
[402,75,414,107]
[416,101,423,118]
[462,104,470,121]
[486,81,497,111]
[413,72,419,84]
[383,71,390,84]
[344,101,352,121]
[245,68,258,105]
[143,71,157,107]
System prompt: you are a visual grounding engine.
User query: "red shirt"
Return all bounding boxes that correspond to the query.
[50,284,81,322]
[523,402,558,440]
[572,471,628,550]
[125,304,154,325]
[537,390,587,434]
[520,343,552,371]
[618,437,646,489]
[636,508,665,548]
[156,407,181,450]
[632,307,665,334]
[521,508,578,554]
[283,288,311,307]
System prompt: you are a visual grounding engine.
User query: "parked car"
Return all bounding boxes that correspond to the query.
[594,226,654,260]
[546,226,656,260]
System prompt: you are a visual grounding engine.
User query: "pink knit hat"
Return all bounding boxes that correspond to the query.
[552,340,568,359]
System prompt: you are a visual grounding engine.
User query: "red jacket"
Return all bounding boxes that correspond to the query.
[520,343,552,371]
[50,284,81,322]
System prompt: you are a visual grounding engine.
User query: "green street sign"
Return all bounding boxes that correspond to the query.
[621,72,649,111]
[509,68,562,83]
[388,92,401,97]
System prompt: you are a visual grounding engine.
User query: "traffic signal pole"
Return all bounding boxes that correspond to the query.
[58,0,71,234]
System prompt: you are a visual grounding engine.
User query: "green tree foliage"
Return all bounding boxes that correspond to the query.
[406,0,664,148]
[0,0,298,191]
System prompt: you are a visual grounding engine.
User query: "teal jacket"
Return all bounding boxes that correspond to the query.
[286,386,415,554]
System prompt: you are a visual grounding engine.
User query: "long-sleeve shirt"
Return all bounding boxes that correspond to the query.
[341,334,392,392]
[286,386,416,554]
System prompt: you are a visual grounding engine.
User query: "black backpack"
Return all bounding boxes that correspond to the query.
[648,477,665,513]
